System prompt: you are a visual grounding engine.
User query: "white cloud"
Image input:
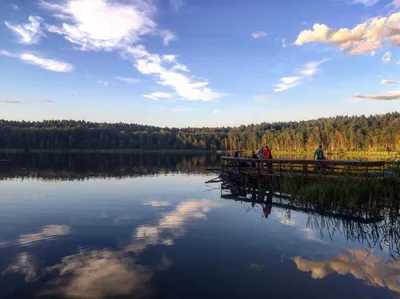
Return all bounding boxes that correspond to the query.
[294,12,400,54]
[4,16,44,45]
[382,51,392,64]
[159,29,176,46]
[38,0,219,100]
[172,63,190,72]
[115,76,140,84]
[350,0,379,5]
[274,76,302,92]
[1,50,74,72]
[20,53,74,72]
[299,60,324,76]
[163,54,176,62]
[274,60,327,92]
[40,0,157,51]
[11,4,19,10]
[163,55,190,72]
[281,38,287,48]
[0,50,12,57]
[143,201,171,207]
[170,0,184,12]
[353,90,400,100]
[97,80,109,87]
[381,79,400,84]
[254,94,272,103]
[252,31,267,39]
[136,60,164,74]
[293,249,400,294]
[144,92,173,100]
[397,60,400,64]
[126,45,222,101]
[212,109,219,114]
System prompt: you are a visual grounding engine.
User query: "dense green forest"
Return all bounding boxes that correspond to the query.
[0,112,399,152]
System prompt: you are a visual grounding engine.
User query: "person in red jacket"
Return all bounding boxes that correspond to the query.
[263,146,273,172]
[263,146,272,159]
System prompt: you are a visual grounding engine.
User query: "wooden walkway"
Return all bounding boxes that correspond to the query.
[219,157,390,180]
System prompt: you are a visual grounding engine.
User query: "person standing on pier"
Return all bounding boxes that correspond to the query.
[229,150,240,166]
[263,146,272,160]
[314,145,325,160]
[251,151,258,167]
[257,147,264,159]
[251,151,258,159]
[263,146,273,172]
[314,145,325,171]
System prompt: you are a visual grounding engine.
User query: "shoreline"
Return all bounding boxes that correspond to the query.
[0,149,398,156]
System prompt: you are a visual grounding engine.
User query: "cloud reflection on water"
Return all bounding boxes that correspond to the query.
[128,199,217,252]
[2,199,216,298]
[45,249,153,299]
[3,253,37,282]
[0,225,71,248]
[17,225,71,246]
[43,199,216,298]
[143,201,171,207]
[293,249,400,294]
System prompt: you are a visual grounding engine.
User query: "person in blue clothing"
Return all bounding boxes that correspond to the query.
[257,147,264,159]
[314,145,325,160]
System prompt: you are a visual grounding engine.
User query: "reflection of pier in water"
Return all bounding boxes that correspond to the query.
[221,183,384,223]
[221,183,400,258]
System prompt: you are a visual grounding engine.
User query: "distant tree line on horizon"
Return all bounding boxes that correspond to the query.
[0,112,399,152]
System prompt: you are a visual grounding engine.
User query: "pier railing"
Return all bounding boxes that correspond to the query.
[221,157,387,177]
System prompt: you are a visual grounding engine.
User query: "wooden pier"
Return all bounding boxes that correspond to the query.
[218,157,392,183]
[215,159,400,228]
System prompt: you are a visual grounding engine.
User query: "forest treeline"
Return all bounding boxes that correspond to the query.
[0,112,399,152]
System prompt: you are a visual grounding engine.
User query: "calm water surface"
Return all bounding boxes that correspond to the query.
[0,153,399,298]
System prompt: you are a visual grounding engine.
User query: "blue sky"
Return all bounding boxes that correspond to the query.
[0,0,399,127]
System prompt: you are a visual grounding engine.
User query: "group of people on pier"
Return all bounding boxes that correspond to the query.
[233,145,325,160]
[230,145,327,173]
[232,144,325,166]
[253,146,273,160]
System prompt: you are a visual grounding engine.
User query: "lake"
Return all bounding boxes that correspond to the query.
[0,153,399,299]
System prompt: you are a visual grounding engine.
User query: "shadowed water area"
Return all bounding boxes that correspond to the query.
[1,153,400,299]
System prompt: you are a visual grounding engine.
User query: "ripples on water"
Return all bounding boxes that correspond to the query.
[0,153,399,299]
